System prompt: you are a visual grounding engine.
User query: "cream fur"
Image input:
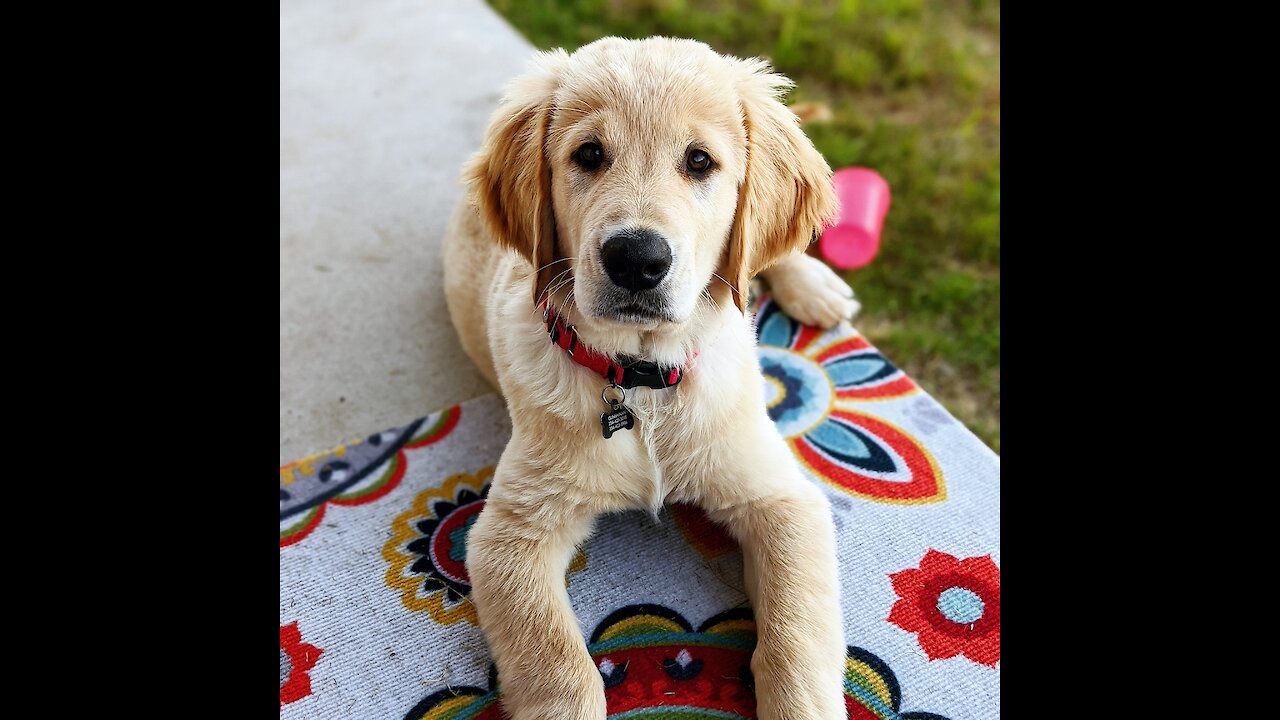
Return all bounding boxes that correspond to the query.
[444,37,854,720]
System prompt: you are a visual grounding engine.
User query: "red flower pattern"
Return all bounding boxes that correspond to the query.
[280,622,324,706]
[887,549,1000,667]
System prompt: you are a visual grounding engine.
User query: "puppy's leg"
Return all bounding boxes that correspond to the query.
[467,488,604,720]
[706,447,846,719]
[759,253,861,329]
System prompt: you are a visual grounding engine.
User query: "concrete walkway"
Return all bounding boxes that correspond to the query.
[280,0,533,462]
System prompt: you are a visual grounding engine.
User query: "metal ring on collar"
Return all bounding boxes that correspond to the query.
[601,384,626,406]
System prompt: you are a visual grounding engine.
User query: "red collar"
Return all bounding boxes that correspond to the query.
[541,302,689,390]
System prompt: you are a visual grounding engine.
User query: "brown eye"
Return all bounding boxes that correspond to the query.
[574,142,604,171]
[686,148,713,176]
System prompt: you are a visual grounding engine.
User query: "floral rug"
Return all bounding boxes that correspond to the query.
[279,297,1001,719]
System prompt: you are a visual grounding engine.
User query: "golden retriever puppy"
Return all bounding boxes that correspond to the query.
[443,36,857,720]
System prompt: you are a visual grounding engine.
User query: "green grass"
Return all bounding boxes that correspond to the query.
[489,0,1001,452]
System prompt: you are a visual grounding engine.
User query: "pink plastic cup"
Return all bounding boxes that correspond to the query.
[818,167,891,270]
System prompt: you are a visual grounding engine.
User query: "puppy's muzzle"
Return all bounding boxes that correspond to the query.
[601,228,672,293]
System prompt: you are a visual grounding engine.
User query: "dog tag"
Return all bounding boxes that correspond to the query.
[601,401,634,439]
[600,383,634,439]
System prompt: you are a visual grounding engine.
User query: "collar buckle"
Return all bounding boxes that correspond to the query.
[617,356,682,390]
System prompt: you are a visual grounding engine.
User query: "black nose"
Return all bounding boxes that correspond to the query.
[600,229,672,292]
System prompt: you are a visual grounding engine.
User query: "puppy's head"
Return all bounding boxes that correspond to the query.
[466,37,835,332]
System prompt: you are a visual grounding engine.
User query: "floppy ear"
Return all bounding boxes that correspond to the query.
[464,50,568,306]
[723,60,838,313]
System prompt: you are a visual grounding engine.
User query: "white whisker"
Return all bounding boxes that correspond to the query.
[519,258,574,284]
[710,271,739,295]
[536,268,574,308]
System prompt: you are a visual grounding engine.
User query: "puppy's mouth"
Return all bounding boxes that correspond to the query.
[594,291,678,325]
[601,302,676,325]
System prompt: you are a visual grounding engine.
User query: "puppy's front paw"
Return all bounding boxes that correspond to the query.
[751,646,848,720]
[764,254,860,329]
[498,656,608,720]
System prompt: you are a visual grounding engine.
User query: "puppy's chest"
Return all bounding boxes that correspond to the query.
[590,385,732,493]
